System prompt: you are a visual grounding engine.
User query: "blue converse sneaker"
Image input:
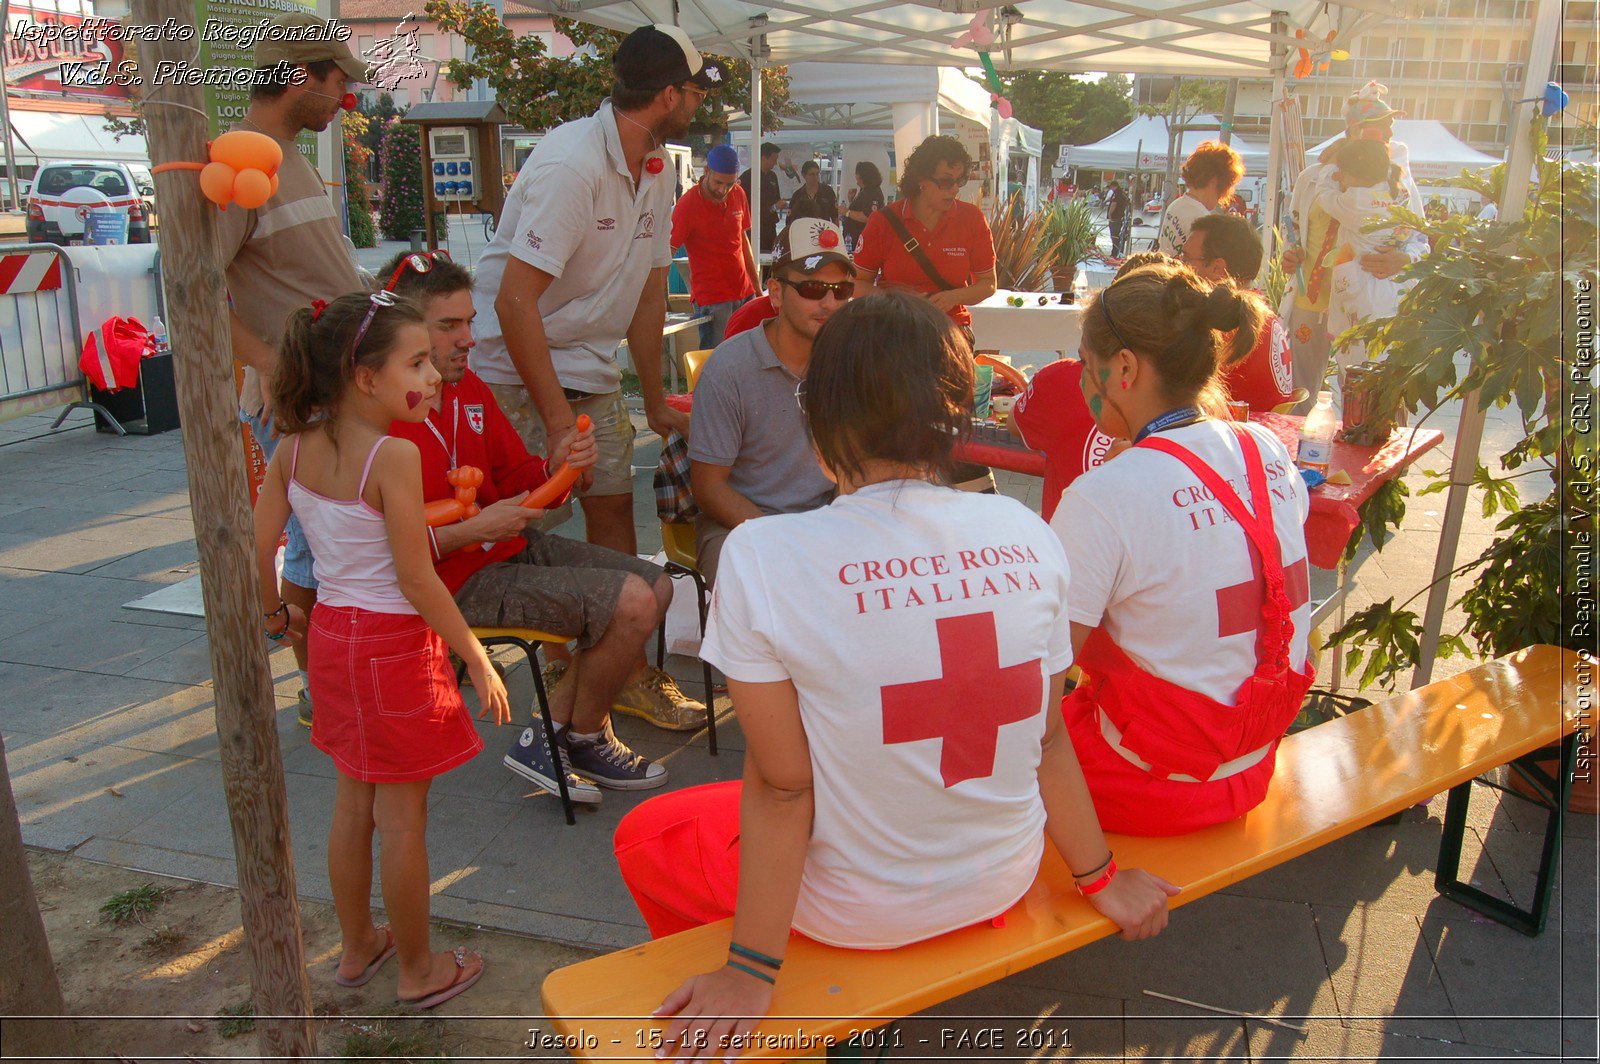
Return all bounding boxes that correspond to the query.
[565,721,669,791]
[503,723,601,805]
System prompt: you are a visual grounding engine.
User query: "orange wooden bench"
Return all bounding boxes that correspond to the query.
[541,645,1584,1060]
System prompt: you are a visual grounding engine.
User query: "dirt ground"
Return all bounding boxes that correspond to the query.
[5,849,602,1062]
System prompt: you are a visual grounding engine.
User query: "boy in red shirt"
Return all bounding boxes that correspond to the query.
[382,253,705,805]
[1180,213,1293,412]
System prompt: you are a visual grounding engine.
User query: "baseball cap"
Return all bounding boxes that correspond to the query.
[255,12,368,83]
[706,144,739,174]
[614,24,730,94]
[773,219,855,275]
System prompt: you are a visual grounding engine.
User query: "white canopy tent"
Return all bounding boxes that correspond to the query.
[993,115,1045,211]
[1061,112,1270,175]
[4,110,149,166]
[1305,119,1501,181]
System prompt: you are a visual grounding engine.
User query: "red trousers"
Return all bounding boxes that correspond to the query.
[614,781,743,938]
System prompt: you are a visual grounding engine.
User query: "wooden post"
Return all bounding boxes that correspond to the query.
[0,733,82,1061]
[132,0,315,1054]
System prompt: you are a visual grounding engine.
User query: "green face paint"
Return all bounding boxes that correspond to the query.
[1088,393,1103,417]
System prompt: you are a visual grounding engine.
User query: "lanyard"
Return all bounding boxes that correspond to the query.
[1132,406,1203,445]
[424,395,459,471]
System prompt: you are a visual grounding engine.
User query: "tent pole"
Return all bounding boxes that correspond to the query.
[1261,11,1288,261]
[750,32,762,264]
[1221,78,1238,146]
[1410,0,1563,688]
[0,0,21,212]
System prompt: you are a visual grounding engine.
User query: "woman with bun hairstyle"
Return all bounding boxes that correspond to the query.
[617,292,1178,1057]
[1050,260,1314,836]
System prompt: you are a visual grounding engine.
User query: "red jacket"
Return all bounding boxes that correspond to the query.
[389,370,569,593]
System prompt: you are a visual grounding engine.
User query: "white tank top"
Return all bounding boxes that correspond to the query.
[287,435,416,614]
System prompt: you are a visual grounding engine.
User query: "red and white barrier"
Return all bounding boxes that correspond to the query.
[0,249,63,295]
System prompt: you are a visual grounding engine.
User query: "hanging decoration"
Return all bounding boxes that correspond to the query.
[1292,27,1347,79]
[956,9,1015,120]
[151,130,284,210]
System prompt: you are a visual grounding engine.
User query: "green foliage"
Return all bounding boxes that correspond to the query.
[1042,195,1104,273]
[214,1000,256,1039]
[343,110,379,249]
[379,123,427,241]
[1135,78,1228,123]
[100,883,166,924]
[422,3,792,134]
[1263,227,1290,307]
[359,93,405,175]
[995,72,1132,161]
[988,190,1064,292]
[1326,115,1597,687]
[1342,477,1409,564]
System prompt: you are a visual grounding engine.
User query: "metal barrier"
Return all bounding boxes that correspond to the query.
[0,241,168,433]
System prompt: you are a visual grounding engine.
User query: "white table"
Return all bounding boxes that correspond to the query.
[618,313,711,393]
[968,290,1084,355]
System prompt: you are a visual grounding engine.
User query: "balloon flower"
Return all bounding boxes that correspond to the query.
[151,130,284,210]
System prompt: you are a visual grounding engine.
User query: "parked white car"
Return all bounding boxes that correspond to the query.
[26,161,155,244]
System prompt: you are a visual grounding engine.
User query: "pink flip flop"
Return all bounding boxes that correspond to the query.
[399,947,484,1011]
[333,925,396,988]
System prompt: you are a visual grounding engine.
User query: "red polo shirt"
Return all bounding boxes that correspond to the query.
[388,370,569,594]
[671,182,757,306]
[723,294,777,339]
[853,199,996,326]
[1220,311,1293,413]
[1010,359,1116,521]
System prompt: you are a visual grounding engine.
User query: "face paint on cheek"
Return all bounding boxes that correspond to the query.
[1089,393,1103,417]
[406,391,424,409]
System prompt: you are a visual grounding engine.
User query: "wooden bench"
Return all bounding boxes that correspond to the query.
[540,645,1583,1059]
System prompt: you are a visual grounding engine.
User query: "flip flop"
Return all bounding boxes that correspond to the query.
[332,925,396,988]
[399,947,484,1011]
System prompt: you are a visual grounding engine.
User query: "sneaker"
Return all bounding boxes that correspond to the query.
[612,667,708,732]
[566,722,669,790]
[296,690,313,729]
[502,724,601,805]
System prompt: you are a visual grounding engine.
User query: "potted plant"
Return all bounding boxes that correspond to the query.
[1327,116,1596,808]
[987,190,1062,293]
[1042,195,1104,295]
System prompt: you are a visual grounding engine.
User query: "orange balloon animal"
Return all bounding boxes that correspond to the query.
[152,130,284,210]
[519,414,592,511]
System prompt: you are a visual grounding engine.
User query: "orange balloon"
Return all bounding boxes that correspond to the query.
[233,168,272,209]
[199,161,236,206]
[210,130,282,176]
[268,173,279,198]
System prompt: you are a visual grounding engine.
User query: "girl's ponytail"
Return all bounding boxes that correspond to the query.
[268,291,425,436]
[272,305,326,435]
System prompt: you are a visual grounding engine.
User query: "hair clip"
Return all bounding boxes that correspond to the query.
[310,299,328,321]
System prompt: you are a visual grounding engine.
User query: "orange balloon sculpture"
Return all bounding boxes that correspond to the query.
[152,130,284,211]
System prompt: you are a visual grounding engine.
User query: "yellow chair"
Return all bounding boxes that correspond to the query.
[657,346,720,753]
[1273,386,1311,415]
[468,626,583,825]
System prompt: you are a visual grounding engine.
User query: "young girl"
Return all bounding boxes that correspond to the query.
[615,291,1177,1058]
[1053,260,1314,837]
[1317,138,1409,367]
[254,290,511,1009]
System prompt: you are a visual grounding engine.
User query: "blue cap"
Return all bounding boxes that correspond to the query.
[706,144,740,174]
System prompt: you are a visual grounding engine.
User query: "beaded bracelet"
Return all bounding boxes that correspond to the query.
[726,960,776,985]
[1076,858,1119,897]
[729,942,784,971]
[263,602,289,641]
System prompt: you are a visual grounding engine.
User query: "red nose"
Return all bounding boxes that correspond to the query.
[645,156,665,175]
[341,93,357,111]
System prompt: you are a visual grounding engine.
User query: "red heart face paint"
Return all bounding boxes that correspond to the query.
[406,390,424,409]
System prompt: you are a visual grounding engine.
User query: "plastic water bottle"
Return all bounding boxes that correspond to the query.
[149,315,171,359]
[1297,390,1337,475]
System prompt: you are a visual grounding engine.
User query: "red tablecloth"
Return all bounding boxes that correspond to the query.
[953,414,1444,571]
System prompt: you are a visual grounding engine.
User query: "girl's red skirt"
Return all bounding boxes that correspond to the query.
[307,604,482,783]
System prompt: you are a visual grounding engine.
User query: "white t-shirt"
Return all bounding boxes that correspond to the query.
[470,102,674,395]
[1051,420,1312,705]
[1156,193,1212,257]
[702,480,1073,949]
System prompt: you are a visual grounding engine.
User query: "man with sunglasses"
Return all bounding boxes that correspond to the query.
[381,251,706,801]
[671,144,759,350]
[220,11,369,728]
[688,220,853,584]
[471,24,725,561]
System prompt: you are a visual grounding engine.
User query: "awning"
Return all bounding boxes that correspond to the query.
[3,109,150,166]
[1062,113,1270,174]
[1305,119,1501,181]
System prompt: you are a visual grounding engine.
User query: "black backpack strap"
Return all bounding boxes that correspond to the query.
[881,204,958,292]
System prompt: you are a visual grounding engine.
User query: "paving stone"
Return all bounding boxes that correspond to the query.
[0,565,174,618]
[1123,998,1250,1059]
[901,986,1124,1060]
[1245,1017,1546,1060]
[1310,904,1465,1043]
[1473,824,1598,933]
[0,612,202,676]
[84,539,200,582]
[1222,821,1466,914]
[0,661,198,735]
[8,740,214,851]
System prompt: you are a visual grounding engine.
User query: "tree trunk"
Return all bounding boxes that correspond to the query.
[0,732,82,1061]
[133,0,316,1054]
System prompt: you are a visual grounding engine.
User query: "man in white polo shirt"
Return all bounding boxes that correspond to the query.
[472,25,725,557]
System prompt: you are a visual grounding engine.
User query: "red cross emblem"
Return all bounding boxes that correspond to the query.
[1216,554,1311,639]
[879,613,1042,788]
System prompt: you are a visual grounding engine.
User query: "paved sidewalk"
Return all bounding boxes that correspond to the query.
[0,403,1593,1060]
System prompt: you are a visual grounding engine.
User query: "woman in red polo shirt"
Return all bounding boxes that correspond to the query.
[852,135,998,331]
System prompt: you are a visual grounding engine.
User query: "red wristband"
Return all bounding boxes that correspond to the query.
[1076,858,1118,896]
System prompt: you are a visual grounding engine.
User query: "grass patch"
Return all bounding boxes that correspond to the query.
[99,883,167,924]
[620,369,642,397]
[215,1000,256,1039]
[137,926,189,956]
[336,1014,450,1059]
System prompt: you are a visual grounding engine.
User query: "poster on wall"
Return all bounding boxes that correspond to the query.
[199,0,323,164]
[3,1,134,102]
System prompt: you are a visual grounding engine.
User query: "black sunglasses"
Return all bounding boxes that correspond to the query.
[383,249,452,292]
[778,278,855,301]
[928,174,970,191]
